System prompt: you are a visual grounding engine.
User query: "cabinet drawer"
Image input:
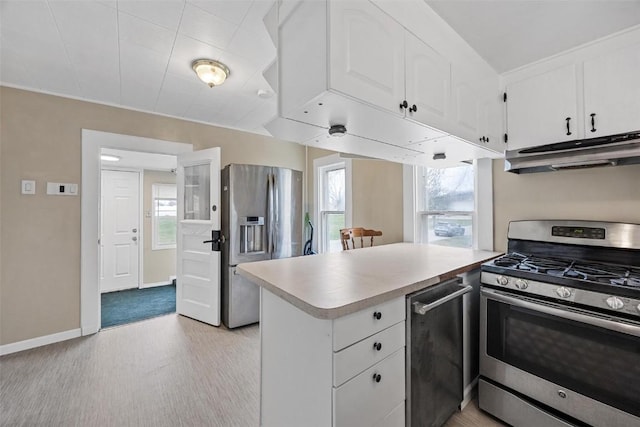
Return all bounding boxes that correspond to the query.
[334,321,405,387]
[333,296,405,351]
[373,401,405,427]
[333,348,405,427]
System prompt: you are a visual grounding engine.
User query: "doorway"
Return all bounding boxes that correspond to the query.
[81,130,193,335]
[99,148,180,328]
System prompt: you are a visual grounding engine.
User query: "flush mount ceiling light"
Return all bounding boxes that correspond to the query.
[100,154,120,162]
[192,59,230,88]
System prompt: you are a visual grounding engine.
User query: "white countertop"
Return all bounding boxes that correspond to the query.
[237,243,501,319]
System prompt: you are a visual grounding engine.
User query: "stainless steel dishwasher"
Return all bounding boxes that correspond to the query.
[406,277,472,427]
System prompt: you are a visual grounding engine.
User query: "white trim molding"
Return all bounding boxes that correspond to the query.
[312,154,352,253]
[140,280,173,289]
[0,329,81,356]
[81,129,193,336]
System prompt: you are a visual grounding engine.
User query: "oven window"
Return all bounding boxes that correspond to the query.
[486,299,640,417]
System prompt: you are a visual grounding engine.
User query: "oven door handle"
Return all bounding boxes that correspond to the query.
[482,288,640,338]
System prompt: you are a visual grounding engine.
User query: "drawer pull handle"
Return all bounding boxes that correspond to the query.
[372,373,382,383]
[373,342,382,351]
[373,311,382,320]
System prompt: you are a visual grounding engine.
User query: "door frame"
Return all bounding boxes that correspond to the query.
[81,129,192,335]
[100,167,144,293]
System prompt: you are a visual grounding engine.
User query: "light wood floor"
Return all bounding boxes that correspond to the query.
[1,314,506,426]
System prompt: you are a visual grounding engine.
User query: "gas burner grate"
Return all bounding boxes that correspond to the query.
[490,253,640,289]
[571,263,640,289]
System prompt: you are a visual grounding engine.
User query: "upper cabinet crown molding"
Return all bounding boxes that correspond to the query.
[270,0,504,167]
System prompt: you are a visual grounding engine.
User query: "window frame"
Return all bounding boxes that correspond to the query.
[151,183,177,250]
[403,158,493,250]
[313,154,352,253]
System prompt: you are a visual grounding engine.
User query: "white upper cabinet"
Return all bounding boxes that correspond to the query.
[503,30,640,152]
[329,0,405,115]
[274,0,503,165]
[505,64,579,151]
[583,43,640,137]
[453,67,503,153]
[404,32,451,131]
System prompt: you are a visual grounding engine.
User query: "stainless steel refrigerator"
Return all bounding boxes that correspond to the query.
[221,164,303,328]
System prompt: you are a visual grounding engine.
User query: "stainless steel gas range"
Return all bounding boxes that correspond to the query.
[478,220,640,427]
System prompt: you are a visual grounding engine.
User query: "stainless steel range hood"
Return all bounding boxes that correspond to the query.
[505,131,640,173]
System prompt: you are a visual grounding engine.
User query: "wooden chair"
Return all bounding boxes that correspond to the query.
[340,227,383,250]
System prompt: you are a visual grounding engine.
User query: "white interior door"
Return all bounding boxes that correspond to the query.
[100,170,140,293]
[176,148,222,326]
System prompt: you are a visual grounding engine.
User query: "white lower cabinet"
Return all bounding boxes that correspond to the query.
[333,348,405,426]
[260,289,406,427]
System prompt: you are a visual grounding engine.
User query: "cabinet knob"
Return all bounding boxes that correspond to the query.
[372,373,382,383]
[373,311,382,320]
[565,117,572,136]
[409,104,417,113]
[590,113,597,132]
[373,342,382,351]
[399,100,408,110]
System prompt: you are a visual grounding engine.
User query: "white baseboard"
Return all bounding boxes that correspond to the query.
[101,284,138,293]
[461,377,479,410]
[139,280,172,289]
[0,328,82,356]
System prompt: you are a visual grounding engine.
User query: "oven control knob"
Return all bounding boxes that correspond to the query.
[496,275,509,286]
[556,287,571,298]
[515,279,528,290]
[606,296,624,310]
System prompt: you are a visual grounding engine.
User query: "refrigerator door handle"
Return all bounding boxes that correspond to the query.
[267,173,274,255]
[272,173,278,254]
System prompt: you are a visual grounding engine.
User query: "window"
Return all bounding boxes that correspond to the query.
[152,184,177,250]
[403,158,492,250]
[314,155,352,253]
[416,164,474,248]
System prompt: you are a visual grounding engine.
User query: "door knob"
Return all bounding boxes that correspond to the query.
[132,236,138,242]
[132,228,137,233]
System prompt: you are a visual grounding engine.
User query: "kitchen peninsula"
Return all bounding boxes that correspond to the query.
[237,243,501,427]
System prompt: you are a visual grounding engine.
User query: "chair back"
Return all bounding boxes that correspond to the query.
[340,227,383,250]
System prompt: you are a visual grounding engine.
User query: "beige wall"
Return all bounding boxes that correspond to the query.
[305,147,405,247]
[0,87,306,345]
[493,159,640,252]
[352,160,404,245]
[142,170,176,285]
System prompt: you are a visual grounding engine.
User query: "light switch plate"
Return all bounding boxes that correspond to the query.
[21,180,36,195]
[46,182,79,196]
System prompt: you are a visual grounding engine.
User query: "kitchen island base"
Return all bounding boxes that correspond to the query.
[260,288,406,427]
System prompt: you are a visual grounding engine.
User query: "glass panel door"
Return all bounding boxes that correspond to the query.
[184,164,210,220]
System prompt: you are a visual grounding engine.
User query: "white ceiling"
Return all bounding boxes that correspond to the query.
[2,0,639,137]
[426,0,640,73]
[0,0,277,134]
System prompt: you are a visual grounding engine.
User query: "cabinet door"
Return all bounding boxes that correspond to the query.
[329,0,405,115]
[506,64,578,150]
[405,31,451,131]
[478,93,504,153]
[584,43,640,137]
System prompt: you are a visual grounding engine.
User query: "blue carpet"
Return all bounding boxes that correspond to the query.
[101,285,176,328]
